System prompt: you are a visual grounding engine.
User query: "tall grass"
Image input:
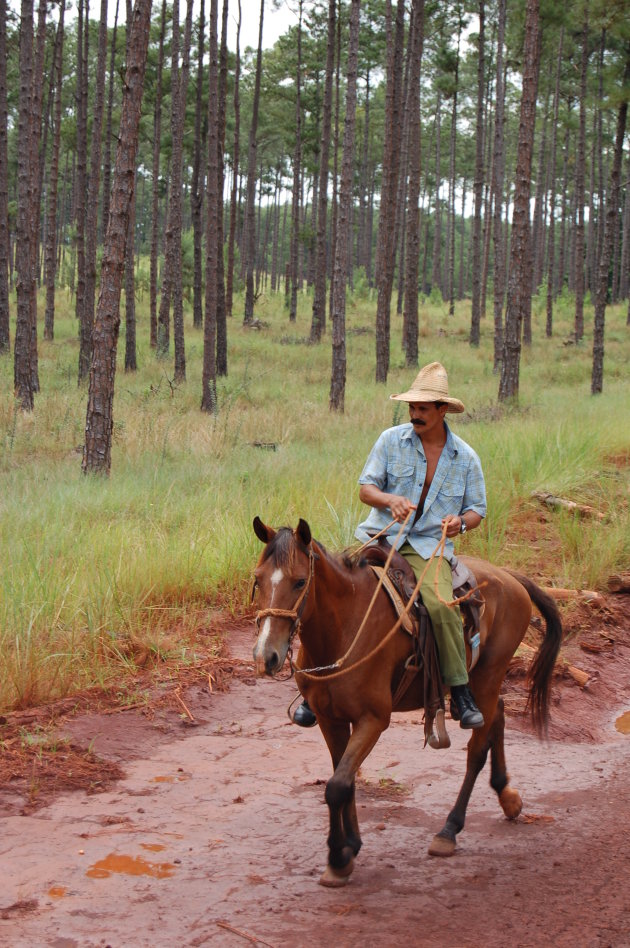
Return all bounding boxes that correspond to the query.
[0,285,628,710]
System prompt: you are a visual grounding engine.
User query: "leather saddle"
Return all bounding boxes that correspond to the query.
[362,536,484,666]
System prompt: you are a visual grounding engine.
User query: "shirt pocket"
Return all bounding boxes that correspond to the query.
[386,461,416,498]
[431,480,465,518]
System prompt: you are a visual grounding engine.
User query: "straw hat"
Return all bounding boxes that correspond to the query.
[389,361,465,413]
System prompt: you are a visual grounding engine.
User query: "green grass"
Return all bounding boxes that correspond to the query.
[0,283,629,711]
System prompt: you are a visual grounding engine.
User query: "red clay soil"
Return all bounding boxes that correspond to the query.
[1,598,629,948]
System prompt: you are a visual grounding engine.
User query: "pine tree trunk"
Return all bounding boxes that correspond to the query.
[100,0,119,242]
[329,0,360,413]
[545,27,563,337]
[289,0,303,324]
[243,0,264,324]
[0,0,9,354]
[201,0,220,410]
[270,169,280,291]
[215,0,229,375]
[43,0,65,342]
[469,0,485,345]
[374,0,404,383]
[618,156,630,302]
[173,0,193,380]
[458,176,466,300]
[556,111,571,295]
[76,0,90,381]
[498,0,540,402]
[491,0,506,372]
[530,91,549,296]
[310,0,335,343]
[327,13,341,318]
[226,0,240,319]
[124,178,137,371]
[149,0,166,348]
[574,13,589,343]
[593,31,606,295]
[83,0,109,368]
[430,88,443,297]
[191,0,205,331]
[158,0,181,357]
[591,53,630,395]
[14,0,36,409]
[447,23,461,319]
[28,0,46,392]
[83,0,152,473]
[356,66,370,272]
[402,0,424,367]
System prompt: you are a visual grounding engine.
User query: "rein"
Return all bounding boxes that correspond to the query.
[295,517,485,683]
[252,515,485,684]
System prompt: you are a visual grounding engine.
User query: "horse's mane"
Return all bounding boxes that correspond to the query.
[262,527,366,576]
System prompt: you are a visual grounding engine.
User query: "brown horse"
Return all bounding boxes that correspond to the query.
[251,516,562,887]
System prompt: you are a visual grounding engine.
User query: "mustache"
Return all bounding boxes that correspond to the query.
[410,418,425,425]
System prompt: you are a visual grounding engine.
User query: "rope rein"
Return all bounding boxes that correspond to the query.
[254,516,485,684]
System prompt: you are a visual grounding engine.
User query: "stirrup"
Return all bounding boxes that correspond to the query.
[427,708,451,750]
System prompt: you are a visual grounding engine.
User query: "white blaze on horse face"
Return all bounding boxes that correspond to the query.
[258,567,284,648]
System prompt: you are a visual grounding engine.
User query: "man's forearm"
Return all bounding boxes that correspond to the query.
[359,484,415,523]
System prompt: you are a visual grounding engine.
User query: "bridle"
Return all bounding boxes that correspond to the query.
[253,543,316,650]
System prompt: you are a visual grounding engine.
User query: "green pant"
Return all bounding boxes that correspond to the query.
[399,542,468,687]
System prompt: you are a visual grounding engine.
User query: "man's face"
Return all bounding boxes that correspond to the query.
[408,401,447,436]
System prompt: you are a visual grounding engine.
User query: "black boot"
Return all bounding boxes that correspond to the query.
[450,685,484,729]
[293,700,317,728]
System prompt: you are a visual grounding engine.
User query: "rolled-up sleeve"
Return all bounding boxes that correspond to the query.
[358,433,389,489]
[461,451,486,518]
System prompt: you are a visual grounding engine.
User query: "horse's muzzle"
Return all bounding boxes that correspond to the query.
[253,640,288,677]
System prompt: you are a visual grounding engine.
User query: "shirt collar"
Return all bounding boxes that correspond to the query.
[401,420,458,456]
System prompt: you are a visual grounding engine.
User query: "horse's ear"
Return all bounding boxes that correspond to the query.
[253,516,275,544]
[295,518,312,547]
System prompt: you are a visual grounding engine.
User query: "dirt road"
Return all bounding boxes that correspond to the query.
[1,613,630,948]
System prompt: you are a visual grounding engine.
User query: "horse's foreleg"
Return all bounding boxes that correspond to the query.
[319,715,384,887]
[489,697,523,820]
[317,718,357,885]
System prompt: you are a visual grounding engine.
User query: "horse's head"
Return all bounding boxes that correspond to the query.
[251,516,314,676]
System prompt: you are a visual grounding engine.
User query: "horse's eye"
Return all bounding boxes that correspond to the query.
[294,579,306,590]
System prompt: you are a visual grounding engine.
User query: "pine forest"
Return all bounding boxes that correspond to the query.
[1,0,629,474]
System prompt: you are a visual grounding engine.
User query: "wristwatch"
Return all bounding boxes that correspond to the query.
[459,519,467,534]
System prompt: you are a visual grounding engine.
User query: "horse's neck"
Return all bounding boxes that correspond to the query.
[302,553,372,663]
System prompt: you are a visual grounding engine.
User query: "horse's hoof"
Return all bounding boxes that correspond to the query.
[428,834,456,858]
[318,858,354,887]
[500,785,522,820]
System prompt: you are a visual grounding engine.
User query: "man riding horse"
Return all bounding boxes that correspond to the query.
[294,360,485,730]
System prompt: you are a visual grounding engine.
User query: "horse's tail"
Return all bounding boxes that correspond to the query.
[508,571,563,735]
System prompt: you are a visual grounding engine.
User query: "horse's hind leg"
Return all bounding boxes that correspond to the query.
[489,697,522,820]
[429,694,523,858]
[428,727,490,857]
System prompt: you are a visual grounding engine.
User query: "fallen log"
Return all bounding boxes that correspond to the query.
[531,490,606,521]
[542,587,605,605]
[607,572,630,594]
[515,641,590,688]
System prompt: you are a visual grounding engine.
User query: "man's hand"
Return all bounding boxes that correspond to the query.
[389,495,416,523]
[442,514,463,538]
[442,511,482,537]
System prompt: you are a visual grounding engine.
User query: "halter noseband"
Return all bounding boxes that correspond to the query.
[254,543,316,642]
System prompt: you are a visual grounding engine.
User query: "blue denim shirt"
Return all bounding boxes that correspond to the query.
[355,421,486,563]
